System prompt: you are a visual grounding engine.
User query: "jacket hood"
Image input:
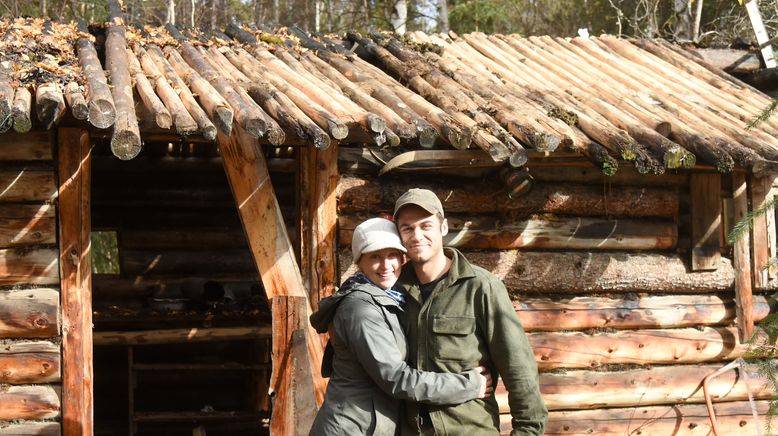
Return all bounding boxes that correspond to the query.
[310,273,380,333]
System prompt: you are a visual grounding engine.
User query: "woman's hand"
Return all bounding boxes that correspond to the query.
[475,366,494,399]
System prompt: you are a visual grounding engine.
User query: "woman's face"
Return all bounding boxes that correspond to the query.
[357,248,405,289]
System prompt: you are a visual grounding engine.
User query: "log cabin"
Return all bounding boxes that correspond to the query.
[1,3,778,435]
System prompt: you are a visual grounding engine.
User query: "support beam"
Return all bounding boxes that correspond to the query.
[299,143,339,311]
[750,175,773,288]
[216,126,326,432]
[690,173,722,271]
[732,172,754,341]
[58,127,93,436]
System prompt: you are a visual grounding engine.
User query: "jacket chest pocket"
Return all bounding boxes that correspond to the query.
[431,315,479,362]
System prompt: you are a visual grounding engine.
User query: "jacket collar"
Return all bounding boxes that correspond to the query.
[399,248,475,302]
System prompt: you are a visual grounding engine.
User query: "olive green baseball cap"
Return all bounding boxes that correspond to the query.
[393,188,444,219]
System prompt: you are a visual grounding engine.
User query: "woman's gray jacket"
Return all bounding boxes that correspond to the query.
[308,275,482,436]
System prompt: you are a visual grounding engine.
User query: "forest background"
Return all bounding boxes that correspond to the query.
[1,0,775,47]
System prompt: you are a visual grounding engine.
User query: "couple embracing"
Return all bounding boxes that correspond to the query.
[309,189,547,436]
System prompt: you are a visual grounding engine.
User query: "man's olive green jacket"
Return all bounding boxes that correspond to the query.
[399,248,548,436]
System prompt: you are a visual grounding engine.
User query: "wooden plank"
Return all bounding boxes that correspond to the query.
[299,143,339,311]
[0,170,57,203]
[215,126,326,411]
[0,385,60,420]
[503,400,769,435]
[340,214,678,250]
[0,422,60,435]
[57,127,93,436]
[529,327,745,369]
[93,326,271,345]
[0,289,59,338]
[0,131,52,161]
[340,250,735,294]
[732,173,754,341]
[500,363,772,412]
[690,173,722,271]
[750,175,772,288]
[0,204,56,248]
[0,341,60,384]
[517,294,770,332]
[0,248,59,286]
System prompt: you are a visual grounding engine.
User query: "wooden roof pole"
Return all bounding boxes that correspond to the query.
[58,127,94,436]
[216,126,325,434]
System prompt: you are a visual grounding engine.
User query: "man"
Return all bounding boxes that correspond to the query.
[393,188,547,436]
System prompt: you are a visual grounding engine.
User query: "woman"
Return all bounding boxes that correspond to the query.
[309,217,491,436]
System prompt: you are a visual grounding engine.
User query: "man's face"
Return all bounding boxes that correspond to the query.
[396,205,448,265]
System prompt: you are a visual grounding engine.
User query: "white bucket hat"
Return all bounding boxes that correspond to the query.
[352,217,407,263]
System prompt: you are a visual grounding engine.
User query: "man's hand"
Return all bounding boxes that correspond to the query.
[476,366,494,399]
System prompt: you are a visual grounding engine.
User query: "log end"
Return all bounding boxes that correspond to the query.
[71,101,89,120]
[418,126,438,149]
[385,129,401,147]
[244,118,268,139]
[111,130,142,161]
[328,120,349,140]
[530,133,561,153]
[0,116,11,133]
[11,113,31,133]
[155,111,173,130]
[214,107,235,135]
[444,125,471,150]
[394,123,416,140]
[366,113,387,134]
[655,121,672,138]
[36,100,64,130]
[509,149,529,168]
[267,126,286,146]
[88,99,117,129]
[313,132,331,149]
[201,124,218,141]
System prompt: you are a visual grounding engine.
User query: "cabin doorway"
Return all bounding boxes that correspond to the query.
[89,138,275,436]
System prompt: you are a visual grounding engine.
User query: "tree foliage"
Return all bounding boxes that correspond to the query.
[0,0,775,43]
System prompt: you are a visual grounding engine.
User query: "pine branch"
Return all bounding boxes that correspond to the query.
[747,98,778,130]
[727,196,778,244]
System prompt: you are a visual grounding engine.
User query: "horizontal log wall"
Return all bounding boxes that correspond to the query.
[336,148,772,432]
[0,130,60,431]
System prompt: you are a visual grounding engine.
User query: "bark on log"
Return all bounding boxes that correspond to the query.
[517,294,770,332]
[339,250,734,294]
[340,214,677,250]
[0,62,13,124]
[0,422,60,435]
[218,47,330,148]
[529,326,744,369]
[506,363,771,411]
[145,45,216,140]
[0,204,55,247]
[0,131,52,161]
[10,86,31,133]
[105,19,141,160]
[92,326,271,345]
[76,36,116,129]
[35,83,65,130]
[126,48,172,130]
[337,175,679,218]
[0,170,57,203]
[0,385,59,420]
[0,341,60,383]
[163,46,234,135]
[508,400,769,436]
[135,46,198,137]
[64,82,88,121]
[0,248,59,286]
[0,289,59,338]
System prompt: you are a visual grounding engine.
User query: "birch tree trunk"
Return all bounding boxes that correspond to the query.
[390,0,407,34]
[166,0,176,25]
[438,0,449,32]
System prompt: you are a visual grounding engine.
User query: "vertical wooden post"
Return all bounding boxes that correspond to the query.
[298,142,339,311]
[58,127,93,436]
[690,173,722,271]
[768,181,778,280]
[732,172,754,341]
[750,175,773,289]
[217,126,325,433]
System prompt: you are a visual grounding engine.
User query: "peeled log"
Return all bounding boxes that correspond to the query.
[34,83,65,129]
[0,204,55,247]
[0,385,59,420]
[0,341,60,383]
[0,170,56,202]
[0,248,59,286]
[517,294,770,332]
[337,175,679,218]
[503,401,769,435]
[11,86,31,133]
[0,422,60,435]
[77,35,116,128]
[498,363,771,412]
[529,326,744,369]
[0,289,59,338]
[105,23,141,160]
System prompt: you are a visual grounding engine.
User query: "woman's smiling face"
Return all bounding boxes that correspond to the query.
[357,248,405,289]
